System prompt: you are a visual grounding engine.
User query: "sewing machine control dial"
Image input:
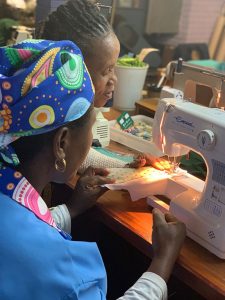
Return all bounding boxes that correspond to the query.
[197,130,216,150]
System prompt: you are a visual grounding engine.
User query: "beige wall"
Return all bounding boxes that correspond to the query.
[166,0,225,45]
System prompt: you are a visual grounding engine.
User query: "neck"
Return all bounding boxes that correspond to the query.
[17,159,52,195]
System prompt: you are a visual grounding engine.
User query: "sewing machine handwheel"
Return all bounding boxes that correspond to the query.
[197,129,216,150]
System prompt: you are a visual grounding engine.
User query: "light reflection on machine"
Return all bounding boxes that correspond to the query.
[148,97,225,259]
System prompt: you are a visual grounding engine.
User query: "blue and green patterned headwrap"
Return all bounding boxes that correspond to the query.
[0,39,94,166]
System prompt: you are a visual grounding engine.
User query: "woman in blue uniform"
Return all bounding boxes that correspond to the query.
[0,39,185,299]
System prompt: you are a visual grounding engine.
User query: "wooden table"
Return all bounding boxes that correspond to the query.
[95,107,225,300]
[97,190,225,300]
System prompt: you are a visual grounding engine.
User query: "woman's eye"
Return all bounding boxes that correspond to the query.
[104,67,113,75]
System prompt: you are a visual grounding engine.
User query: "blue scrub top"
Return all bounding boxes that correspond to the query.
[0,192,107,300]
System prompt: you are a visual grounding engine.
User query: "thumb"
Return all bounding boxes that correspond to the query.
[87,185,109,199]
[152,208,166,226]
[82,166,95,177]
[165,213,179,223]
[93,168,109,176]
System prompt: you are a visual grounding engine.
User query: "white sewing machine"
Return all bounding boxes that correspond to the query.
[147,97,225,259]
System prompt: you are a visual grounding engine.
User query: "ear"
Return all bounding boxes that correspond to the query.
[53,127,70,160]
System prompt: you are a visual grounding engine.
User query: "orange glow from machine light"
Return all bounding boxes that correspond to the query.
[159,110,167,153]
[143,169,169,182]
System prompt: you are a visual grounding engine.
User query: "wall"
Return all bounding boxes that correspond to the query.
[36,0,66,23]
[50,0,66,12]
[36,0,225,47]
[166,0,225,45]
[36,0,112,24]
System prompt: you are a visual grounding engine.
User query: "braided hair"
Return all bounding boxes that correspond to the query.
[36,0,112,56]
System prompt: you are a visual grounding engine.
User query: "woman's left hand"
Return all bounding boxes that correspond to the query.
[67,166,114,219]
[127,153,171,170]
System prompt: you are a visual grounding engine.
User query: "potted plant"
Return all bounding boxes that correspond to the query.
[113,55,149,111]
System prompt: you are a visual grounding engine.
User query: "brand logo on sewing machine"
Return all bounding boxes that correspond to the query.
[174,116,195,128]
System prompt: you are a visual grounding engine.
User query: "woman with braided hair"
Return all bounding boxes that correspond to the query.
[37,0,119,109]
[37,0,171,171]
[37,0,171,232]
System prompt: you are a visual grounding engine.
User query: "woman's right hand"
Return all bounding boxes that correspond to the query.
[152,208,186,258]
[148,208,186,282]
[67,166,114,219]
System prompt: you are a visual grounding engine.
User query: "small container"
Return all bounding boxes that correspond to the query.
[113,64,149,111]
[109,115,163,157]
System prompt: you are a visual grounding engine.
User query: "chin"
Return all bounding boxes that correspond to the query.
[68,170,77,181]
[94,95,110,108]
[52,169,78,185]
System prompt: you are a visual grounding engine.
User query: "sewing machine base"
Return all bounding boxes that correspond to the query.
[147,174,225,259]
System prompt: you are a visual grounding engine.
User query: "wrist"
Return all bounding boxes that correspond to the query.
[148,253,177,282]
[154,246,177,260]
[66,201,79,219]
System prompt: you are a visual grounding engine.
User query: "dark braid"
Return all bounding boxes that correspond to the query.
[36,0,112,56]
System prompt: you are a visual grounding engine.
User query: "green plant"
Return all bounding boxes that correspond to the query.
[117,56,147,67]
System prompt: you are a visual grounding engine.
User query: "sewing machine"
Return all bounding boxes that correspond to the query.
[147,97,225,259]
[161,60,225,108]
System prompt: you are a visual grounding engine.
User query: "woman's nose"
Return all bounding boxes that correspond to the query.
[109,72,117,85]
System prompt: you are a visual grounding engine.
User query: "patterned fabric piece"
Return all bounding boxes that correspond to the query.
[0,39,94,150]
[56,51,84,90]
[5,47,40,68]
[0,145,20,167]
[0,164,71,238]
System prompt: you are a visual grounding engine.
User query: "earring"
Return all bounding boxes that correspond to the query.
[55,158,66,173]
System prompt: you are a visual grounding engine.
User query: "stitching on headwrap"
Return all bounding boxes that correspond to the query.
[0,104,12,132]
[56,51,84,90]
[21,47,60,96]
[0,145,20,167]
[5,47,40,69]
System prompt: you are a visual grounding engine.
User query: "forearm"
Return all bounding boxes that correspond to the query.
[117,272,167,300]
[148,254,176,283]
